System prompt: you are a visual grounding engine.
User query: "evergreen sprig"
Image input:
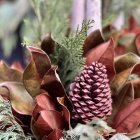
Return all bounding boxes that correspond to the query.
[53,20,94,90]
[0,96,32,140]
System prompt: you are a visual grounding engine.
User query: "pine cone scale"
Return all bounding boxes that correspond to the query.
[69,62,112,123]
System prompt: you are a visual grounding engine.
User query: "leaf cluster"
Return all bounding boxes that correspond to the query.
[83,23,140,138]
[23,0,94,90]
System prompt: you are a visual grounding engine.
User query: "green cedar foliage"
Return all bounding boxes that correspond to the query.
[52,20,94,90]
[0,96,33,140]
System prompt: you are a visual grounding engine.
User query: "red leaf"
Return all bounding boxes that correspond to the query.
[112,99,140,133]
[124,16,140,34]
[127,126,140,139]
[32,110,65,140]
[11,61,23,72]
[109,82,134,125]
[39,110,65,130]
[83,30,104,55]
[114,45,125,57]
[57,97,71,129]
[135,34,140,55]
[36,93,57,110]
[41,66,65,97]
[42,129,63,140]
[85,38,115,82]
[23,46,51,97]
[129,16,138,31]
[33,93,59,120]
[41,34,55,55]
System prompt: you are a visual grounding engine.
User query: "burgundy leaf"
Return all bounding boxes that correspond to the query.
[42,129,63,140]
[112,98,140,133]
[36,93,57,110]
[85,38,115,82]
[32,110,65,140]
[129,16,137,30]
[41,66,65,97]
[135,34,140,55]
[57,97,71,129]
[127,16,140,34]
[122,16,140,35]
[41,34,55,55]
[127,126,140,139]
[33,93,59,120]
[114,44,125,57]
[109,82,134,125]
[83,30,104,55]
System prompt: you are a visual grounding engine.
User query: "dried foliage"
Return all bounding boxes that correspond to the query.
[0,47,71,140]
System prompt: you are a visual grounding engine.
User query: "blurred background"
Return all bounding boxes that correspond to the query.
[0,0,140,67]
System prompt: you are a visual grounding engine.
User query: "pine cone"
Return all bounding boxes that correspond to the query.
[69,62,112,123]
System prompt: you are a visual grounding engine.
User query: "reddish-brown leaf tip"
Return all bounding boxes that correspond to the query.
[85,38,115,82]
